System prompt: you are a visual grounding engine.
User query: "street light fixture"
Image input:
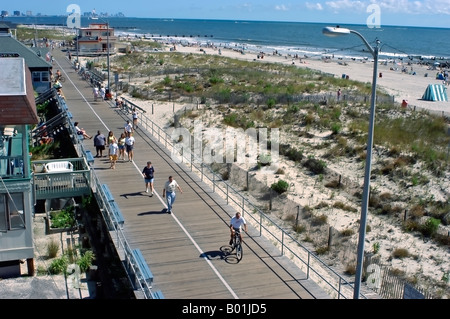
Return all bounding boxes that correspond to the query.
[76,28,79,65]
[105,21,110,93]
[323,26,380,299]
[107,22,110,93]
[97,18,111,94]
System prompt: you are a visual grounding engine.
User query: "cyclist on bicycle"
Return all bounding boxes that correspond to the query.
[229,212,247,245]
[55,69,62,81]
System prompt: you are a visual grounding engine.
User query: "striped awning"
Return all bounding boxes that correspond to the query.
[422,84,448,102]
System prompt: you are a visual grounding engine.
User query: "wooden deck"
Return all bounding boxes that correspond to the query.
[51,49,330,299]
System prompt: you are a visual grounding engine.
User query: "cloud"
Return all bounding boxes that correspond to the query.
[325,0,366,11]
[305,2,324,10]
[275,4,289,11]
[322,0,450,15]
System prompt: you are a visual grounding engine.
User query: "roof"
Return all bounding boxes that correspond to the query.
[0,57,38,125]
[0,34,52,69]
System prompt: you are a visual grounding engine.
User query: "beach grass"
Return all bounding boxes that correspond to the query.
[16,26,73,42]
[110,50,376,98]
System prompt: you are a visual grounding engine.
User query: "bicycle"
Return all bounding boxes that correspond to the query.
[230,229,243,262]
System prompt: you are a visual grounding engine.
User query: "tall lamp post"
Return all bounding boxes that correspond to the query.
[105,21,110,93]
[98,18,111,93]
[322,26,380,299]
[107,22,110,92]
[76,28,79,64]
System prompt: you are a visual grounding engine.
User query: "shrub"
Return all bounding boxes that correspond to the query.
[271,179,289,194]
[293,224,306,233]
[285,148,303,162]
[373,242,380,254]
[48,256,69,275]
[266,98,276,108]
[77,250,95,273]
[345,263,356,275]
[331,123,342,134]
[315,245,329,255]
[392,248,410,259]
[340,228,354,237]
[311,214,328,226]
[304,157,326,174]
[257,153,272,166]
[47,238,59,258]
[420,217,440,237]
[49,206,75,229]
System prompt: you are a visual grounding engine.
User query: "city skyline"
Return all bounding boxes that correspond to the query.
[1,0,450,28]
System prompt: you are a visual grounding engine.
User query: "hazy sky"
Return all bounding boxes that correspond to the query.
[3,0,450,28]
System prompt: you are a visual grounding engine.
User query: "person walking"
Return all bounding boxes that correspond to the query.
[100,86,106,100]
[107,131,117,157]
[142,161,155,196]
[93,86,99,101]
[117,132,126,161]
[132,108,138,129]
[109,139,119,169]
[93,130,106,157]
[162,175,182,214]
[124,120,133,135]
[125,131,135,162]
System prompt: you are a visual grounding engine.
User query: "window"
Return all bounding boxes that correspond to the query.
[41,71,50,82]
[32,71,40,82]
[32,71,50,83]
[0,193,25,231]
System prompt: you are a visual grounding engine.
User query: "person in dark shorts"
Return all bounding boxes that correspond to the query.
[125,131,135,162]
[142,161,155,196]
[93,130,106,157]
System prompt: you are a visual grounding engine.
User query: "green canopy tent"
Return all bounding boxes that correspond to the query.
[422,84,448,101]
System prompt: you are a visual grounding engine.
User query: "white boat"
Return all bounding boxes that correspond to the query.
[90,9,98,20]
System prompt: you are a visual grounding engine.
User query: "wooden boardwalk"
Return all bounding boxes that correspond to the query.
[52,49,330,299]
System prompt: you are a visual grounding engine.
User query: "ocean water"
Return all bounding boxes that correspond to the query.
[6,16,450,62]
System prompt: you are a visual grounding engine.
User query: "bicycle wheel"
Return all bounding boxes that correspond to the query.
[235,240,243,262]
[59,76,66,83]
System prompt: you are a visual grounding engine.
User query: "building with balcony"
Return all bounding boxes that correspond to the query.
[77,23,116,56]
[0,57,39,277]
